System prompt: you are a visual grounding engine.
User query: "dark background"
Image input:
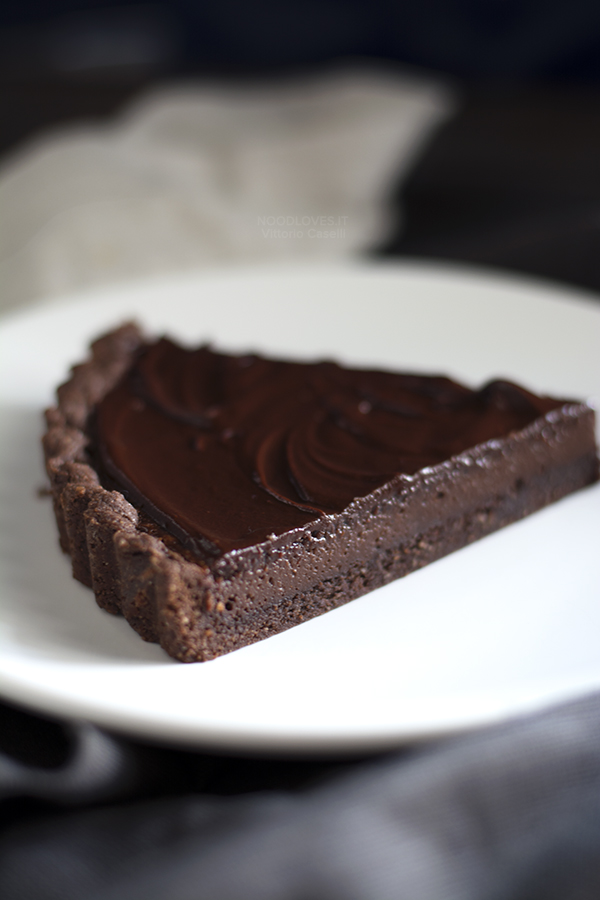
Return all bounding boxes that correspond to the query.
[3,0,600,81]
[2,0,600,293]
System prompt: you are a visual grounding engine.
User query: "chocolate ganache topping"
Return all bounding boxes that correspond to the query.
[93,338,562,557]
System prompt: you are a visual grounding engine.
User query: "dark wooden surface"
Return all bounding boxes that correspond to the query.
[0,76,150,160]
[383,85,600,295]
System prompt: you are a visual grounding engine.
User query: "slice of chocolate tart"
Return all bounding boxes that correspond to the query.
[42,323,598,662]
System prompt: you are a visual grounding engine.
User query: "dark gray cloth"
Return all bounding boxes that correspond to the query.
[2,693,600,900]
[0,720,136,806]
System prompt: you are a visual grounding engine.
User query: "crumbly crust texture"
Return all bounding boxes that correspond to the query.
[43,324,599,662]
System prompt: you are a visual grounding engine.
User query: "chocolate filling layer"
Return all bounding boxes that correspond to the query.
[94,338,562,557]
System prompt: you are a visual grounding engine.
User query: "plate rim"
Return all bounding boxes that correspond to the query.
[1,258,599,753]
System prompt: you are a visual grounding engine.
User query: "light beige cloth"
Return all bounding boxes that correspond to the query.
[0,70,454,312]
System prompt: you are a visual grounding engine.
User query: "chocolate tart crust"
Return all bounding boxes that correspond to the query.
[42,324,599,663]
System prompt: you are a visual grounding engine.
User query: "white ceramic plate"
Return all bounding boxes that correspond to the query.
[1,261,599,753]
